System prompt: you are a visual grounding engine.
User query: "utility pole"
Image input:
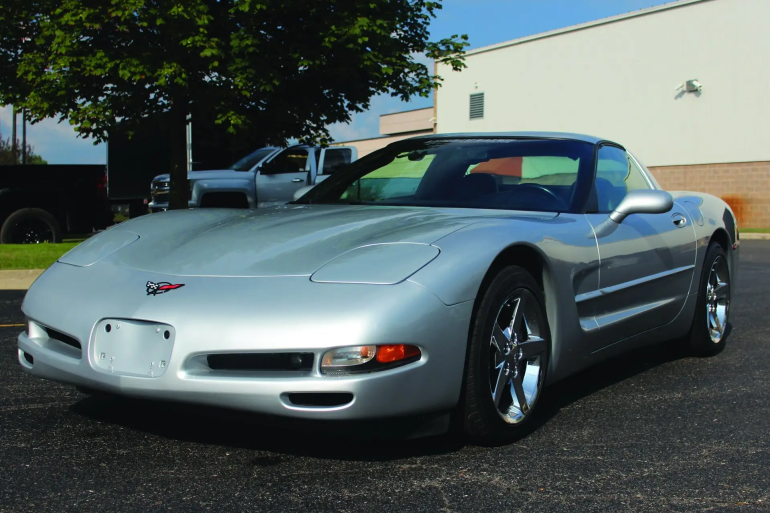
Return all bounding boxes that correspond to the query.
[11,106,17,164]
[22,109,27,165]
[186,113,193,172]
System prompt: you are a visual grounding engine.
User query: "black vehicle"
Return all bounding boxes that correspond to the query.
[0,164,112,244]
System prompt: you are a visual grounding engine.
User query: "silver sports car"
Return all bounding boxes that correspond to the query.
[18,133,738,443]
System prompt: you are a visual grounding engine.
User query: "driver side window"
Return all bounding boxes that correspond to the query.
[593,146,651,212]
[263,149,309,174]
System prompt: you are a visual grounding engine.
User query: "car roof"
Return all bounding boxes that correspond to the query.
[407,131,619,147]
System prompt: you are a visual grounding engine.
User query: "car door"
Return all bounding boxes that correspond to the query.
[316,147,357,184]
[584,145,696,350]
[255,148,309,207]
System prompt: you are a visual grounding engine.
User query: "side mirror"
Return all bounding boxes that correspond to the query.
[259,161,279,175]
[293,185,315,201]
[609,189,673,223]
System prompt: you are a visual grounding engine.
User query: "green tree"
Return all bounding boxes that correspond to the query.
[0,136,48,165]
[0,0,467,209]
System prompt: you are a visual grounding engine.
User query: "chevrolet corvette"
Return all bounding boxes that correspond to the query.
[18,133,738,442]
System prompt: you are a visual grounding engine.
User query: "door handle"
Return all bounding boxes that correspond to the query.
[672,213,687,228]
[291,178,304,183]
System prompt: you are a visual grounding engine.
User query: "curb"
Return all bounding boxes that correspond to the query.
[0,269,44,290]
[741,233,770,240]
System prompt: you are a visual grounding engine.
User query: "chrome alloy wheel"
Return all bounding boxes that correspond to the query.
[488,288,547,424]
[706,255,730,343]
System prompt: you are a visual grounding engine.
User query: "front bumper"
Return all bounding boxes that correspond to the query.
[19,262,473,420]
[148,200,197,212]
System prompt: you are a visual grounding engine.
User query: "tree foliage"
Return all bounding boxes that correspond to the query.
[0,0,467,208]
[0,136,48,165]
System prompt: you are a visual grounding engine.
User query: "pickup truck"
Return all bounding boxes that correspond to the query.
[0,164,112,244]
[149,145,357,211]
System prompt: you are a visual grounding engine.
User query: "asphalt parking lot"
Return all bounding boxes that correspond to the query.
[1,241,768,512]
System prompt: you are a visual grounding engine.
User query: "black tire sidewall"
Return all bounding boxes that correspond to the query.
[462,265,550,442]
[688,242,729,356]
[0,208,62,244]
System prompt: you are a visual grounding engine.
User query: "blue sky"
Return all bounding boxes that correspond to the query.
[0,0,669,164]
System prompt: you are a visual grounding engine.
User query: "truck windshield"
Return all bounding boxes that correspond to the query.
[230,148,276,172]
[294,138,594,213]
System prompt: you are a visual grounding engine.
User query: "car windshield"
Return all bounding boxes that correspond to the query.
[230,148,276,172]
[295,138,594,212]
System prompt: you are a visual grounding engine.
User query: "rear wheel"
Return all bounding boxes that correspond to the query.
[0,208,62,244]
[685,241,731,356]
[461,266,549,443]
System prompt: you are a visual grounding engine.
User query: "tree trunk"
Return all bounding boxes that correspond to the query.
[167,104,189,210]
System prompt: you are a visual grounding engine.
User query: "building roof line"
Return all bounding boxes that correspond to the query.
[465,0,712,57]
[379,106,434,118]
[331,130,434,145]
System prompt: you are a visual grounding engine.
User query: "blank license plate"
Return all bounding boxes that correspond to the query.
[92,319,175,377]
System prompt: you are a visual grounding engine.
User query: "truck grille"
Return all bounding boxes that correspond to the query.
[151,181,170,204]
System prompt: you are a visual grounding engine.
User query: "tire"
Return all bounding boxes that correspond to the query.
[461,266,550,444]
[0,208,62,244]
[685,241,731,356]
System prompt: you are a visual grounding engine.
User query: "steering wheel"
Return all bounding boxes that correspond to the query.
[504,183,567,210]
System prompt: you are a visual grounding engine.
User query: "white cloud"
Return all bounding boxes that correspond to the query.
[0,105,105,164]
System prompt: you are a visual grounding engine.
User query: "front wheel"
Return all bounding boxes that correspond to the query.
[685,242,731,356]
[461,266,550,443]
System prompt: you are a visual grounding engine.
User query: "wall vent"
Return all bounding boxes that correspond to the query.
[469,93,484,120]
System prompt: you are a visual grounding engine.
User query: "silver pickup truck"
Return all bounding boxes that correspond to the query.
[149,145,357,212]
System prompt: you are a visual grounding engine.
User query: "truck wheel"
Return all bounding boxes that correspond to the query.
[0,208,62,244]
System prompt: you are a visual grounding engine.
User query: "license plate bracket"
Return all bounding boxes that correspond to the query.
[92,319,175,377]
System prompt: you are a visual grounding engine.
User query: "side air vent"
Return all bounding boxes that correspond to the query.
[207,352,314,372]
[470,92,484,120]
[286,393,354,408]
[45,327,82,350]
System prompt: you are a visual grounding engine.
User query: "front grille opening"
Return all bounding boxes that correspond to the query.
[207,352,314,372]
[287,393,353,408]
[23,351,34,365]
[199,192,249,209]
[44,327,82,350]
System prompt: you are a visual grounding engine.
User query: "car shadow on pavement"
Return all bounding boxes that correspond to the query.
[70,394,467,461]
[520,337,701,441]
[69,337,702,460]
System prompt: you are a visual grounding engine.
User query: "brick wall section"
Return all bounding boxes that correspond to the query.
[648,161,770,229]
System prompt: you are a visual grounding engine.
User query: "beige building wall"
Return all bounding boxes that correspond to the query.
[332,131,433,158]
[436,0,770,167]
[379,108,434,136]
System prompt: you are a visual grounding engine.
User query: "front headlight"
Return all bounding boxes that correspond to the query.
[58,230,139,267]
[311,243,439,285]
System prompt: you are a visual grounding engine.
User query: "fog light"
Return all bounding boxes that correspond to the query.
[321,346,376,369]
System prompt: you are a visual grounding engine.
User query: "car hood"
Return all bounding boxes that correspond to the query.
[98,205,489,277]
[153,169,246,184]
